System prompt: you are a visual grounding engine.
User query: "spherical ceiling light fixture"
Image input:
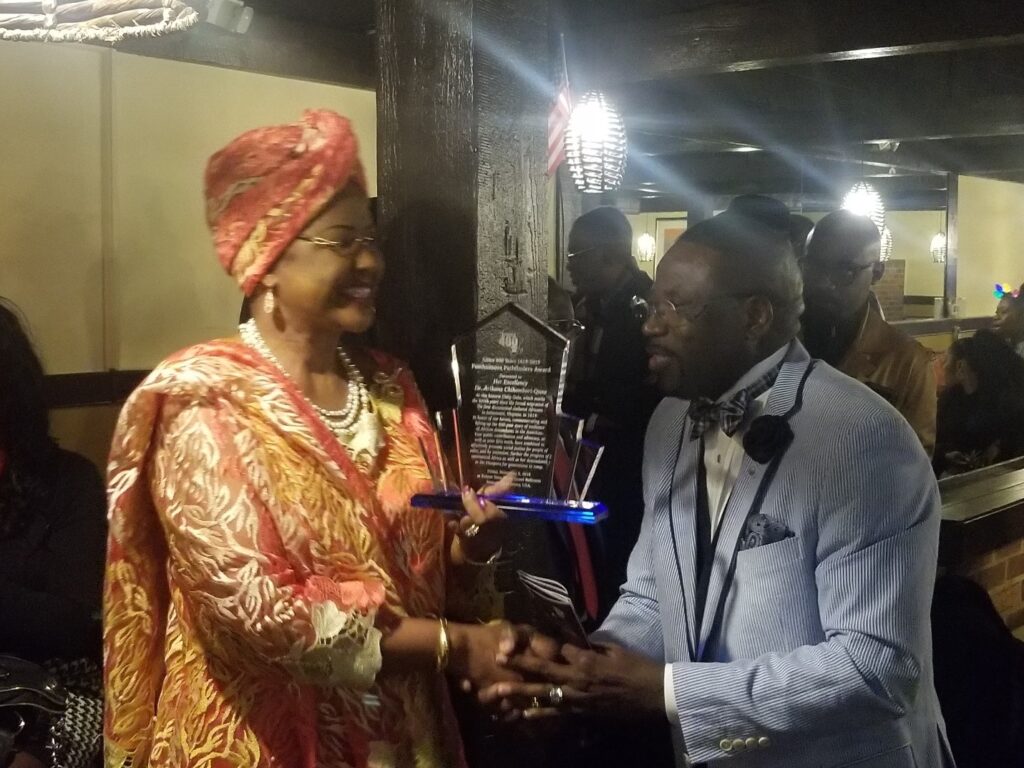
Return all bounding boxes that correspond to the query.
[930,232,947,264]
[636,232,656,262]
[841,182,886,236]
[880,225,894,263]
[565,90,627,194]
[0,0,199,42]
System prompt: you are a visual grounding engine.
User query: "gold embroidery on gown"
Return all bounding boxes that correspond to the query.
[104,341,496,768]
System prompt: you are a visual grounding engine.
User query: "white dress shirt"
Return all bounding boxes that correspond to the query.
[663,344,789,724]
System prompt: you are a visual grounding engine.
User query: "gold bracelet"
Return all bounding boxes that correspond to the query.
[436,618,451,672]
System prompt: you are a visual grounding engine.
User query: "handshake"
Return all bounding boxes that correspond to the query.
[445,621,666,722]
[439,475,663,721]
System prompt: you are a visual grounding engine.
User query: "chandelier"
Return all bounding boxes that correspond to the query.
[565,90,627,193]
[841,182,886,236]
[0,0,199,43]
[930,232,947,264]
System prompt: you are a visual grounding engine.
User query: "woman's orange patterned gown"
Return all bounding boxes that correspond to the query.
[104,340,486,768]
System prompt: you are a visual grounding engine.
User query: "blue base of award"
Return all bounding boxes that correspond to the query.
[410,493,608,525]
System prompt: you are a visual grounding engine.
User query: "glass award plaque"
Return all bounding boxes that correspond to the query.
[411,303,607,525]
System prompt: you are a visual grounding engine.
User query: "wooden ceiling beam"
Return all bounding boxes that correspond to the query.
[576,0,1024,86]
[632,185,949,212]
[901,142,1024,175]
[631,139,944,175]
[623,94,1024,152]
[114,15,375,89]
[624,151,949,198]
[625,150,941,188]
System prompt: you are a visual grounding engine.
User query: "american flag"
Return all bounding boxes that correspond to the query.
[547,74,571,176]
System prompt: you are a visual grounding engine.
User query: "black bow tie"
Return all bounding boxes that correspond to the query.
[689,390,753,440]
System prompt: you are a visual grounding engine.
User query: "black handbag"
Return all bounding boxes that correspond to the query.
[44,658,103,768]
[0,654,68,763]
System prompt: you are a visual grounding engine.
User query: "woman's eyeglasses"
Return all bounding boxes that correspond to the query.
[296,234,378,257]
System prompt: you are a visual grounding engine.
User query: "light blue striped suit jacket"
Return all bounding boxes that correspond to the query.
[594,341,956,767]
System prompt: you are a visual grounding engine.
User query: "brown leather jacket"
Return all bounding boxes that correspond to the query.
[837,303,937,455]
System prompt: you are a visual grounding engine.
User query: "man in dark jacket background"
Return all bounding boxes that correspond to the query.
[563,207,662,618]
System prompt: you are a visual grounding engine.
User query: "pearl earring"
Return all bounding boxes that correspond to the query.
[263,291,276,315]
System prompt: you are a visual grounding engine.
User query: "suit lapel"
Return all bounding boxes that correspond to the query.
[661,401,700,660]
[695,347,812,659]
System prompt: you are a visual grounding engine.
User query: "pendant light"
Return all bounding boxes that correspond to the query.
[0,0,199,42]
[565,90,628,193]
[841,182,886,236]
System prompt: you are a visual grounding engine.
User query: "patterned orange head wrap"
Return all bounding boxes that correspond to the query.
[204,109,367,295]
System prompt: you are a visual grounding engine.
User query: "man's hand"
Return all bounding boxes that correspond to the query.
[447,621,526,692]
[479,642,665,720]
[495,625,562,667]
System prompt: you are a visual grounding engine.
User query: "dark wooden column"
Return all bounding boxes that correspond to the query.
[945,173,959,318]
[375,0,550,408]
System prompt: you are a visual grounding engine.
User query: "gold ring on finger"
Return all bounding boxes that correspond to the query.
[464,523,481,538]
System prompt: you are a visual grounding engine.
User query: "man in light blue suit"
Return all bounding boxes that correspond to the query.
[484,210,955,767]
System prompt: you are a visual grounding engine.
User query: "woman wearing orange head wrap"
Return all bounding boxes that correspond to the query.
[104,110,520,768]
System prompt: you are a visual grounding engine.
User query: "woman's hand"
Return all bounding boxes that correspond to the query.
[449,473,514,565]
[447,620,528,691]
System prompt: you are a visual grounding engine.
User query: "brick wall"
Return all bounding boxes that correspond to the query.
[875,259,906,321]
[954,537,1024,630]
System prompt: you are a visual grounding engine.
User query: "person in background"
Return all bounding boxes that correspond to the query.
[563,207,661,619]
[103,110,523,768]
[465,278,660,768]
[931,572,1024,768]
[483,211,953,768]
[547,276,578,339]
[802,210,937,454]
[992,287,1024,358]
[789,213,815,262]
[724,194,814,262]
[545,276,603,626]
[0,299,106,768]
[934,329,1024,476]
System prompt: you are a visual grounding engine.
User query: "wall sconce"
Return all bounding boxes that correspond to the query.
[565,91,627,193]
[930,232,947,264]
[636,232,656,262]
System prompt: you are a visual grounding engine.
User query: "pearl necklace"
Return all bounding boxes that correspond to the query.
[238,320,382,457]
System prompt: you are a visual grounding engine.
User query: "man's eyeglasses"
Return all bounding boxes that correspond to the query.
[800,258,874,288]
[566,246,599,262]
[631,293,755,325]
[297,233,378,257]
